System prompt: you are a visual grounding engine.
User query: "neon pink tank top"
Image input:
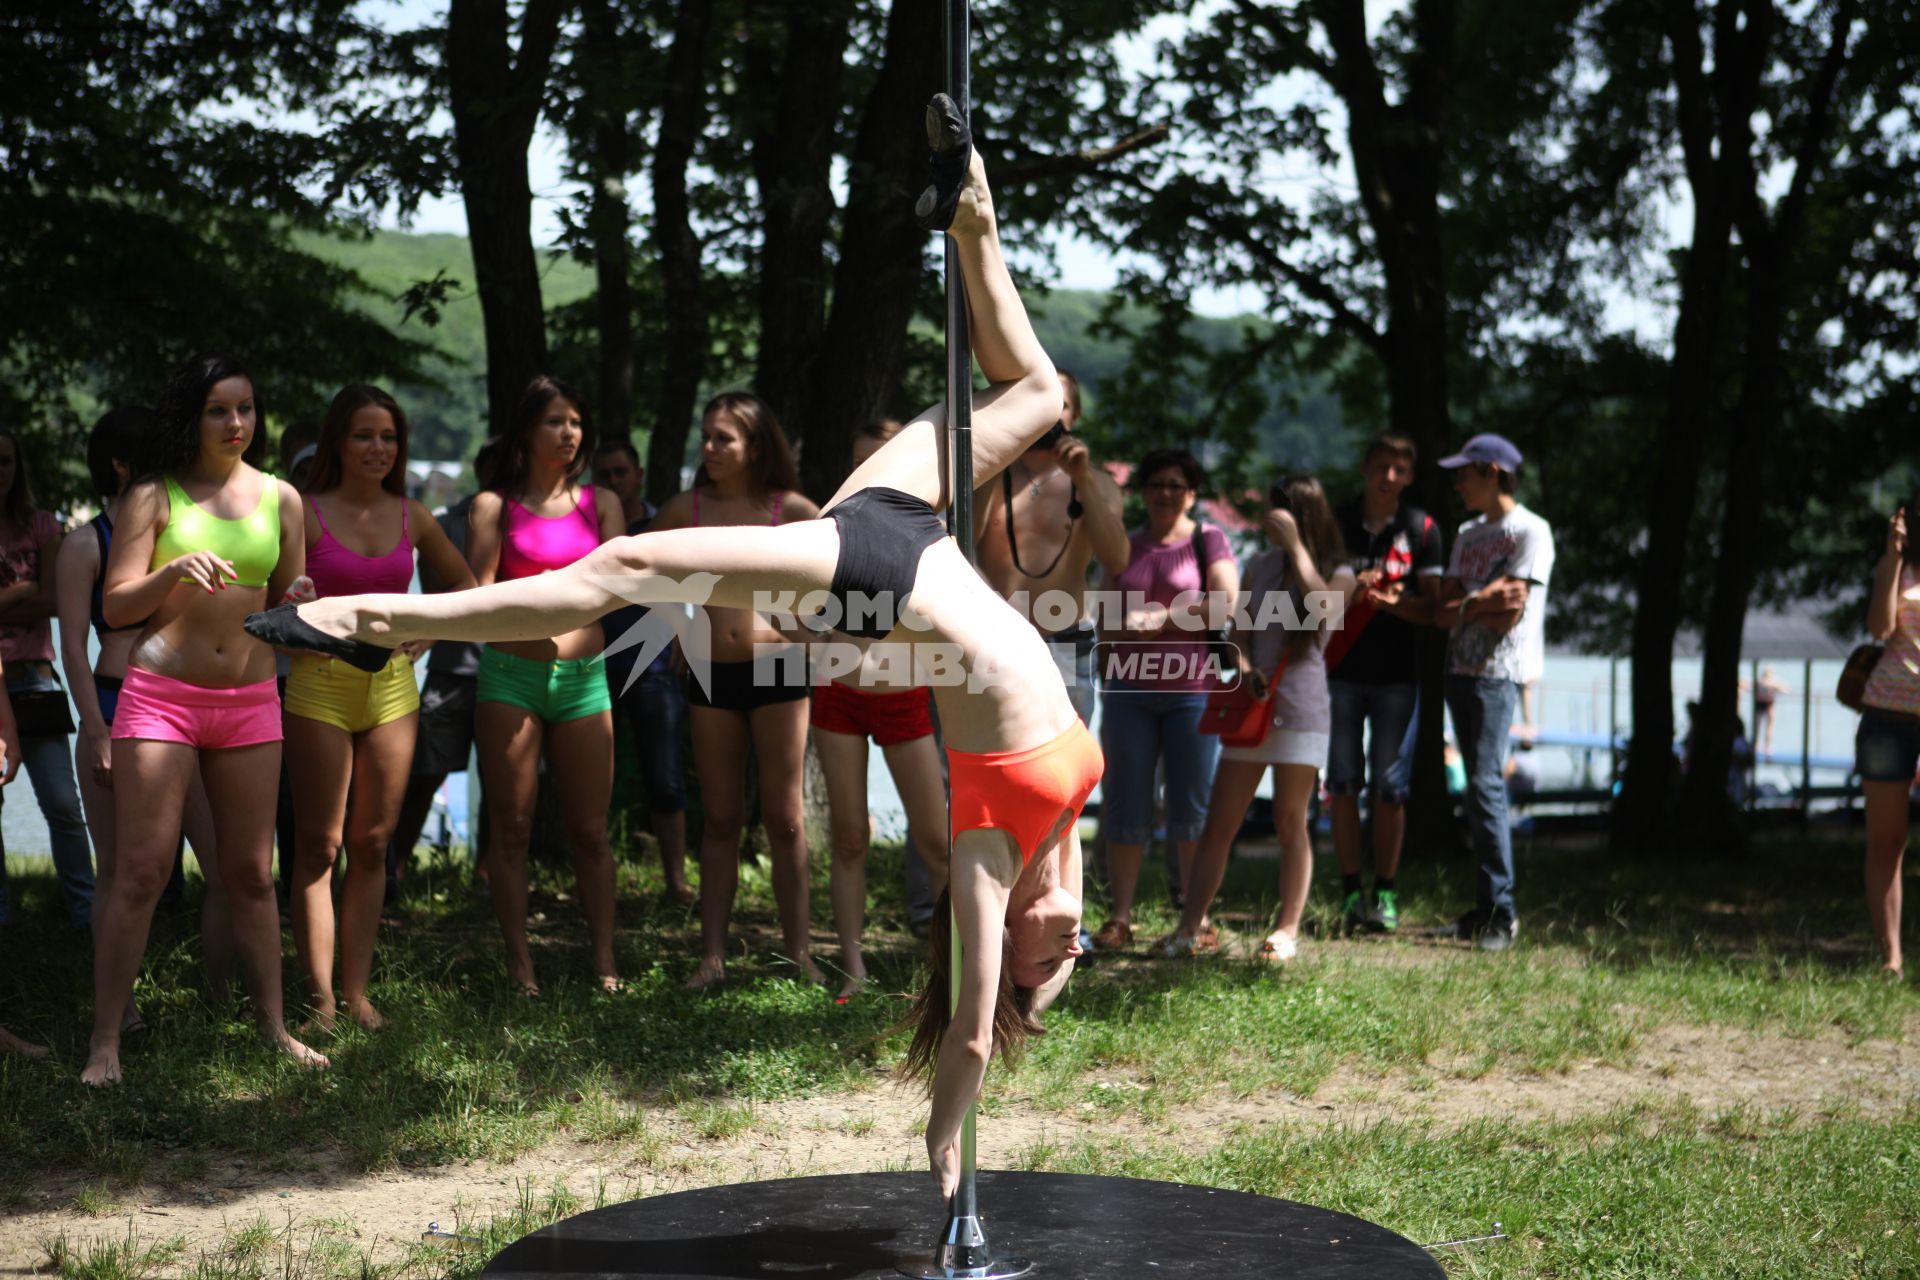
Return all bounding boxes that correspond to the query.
[498,486,600,581]
[307,498,413,597]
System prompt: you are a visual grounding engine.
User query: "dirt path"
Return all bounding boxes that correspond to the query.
[4,1018,1913,1274]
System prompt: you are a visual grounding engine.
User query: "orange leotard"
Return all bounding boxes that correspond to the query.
[947,721,1105,862]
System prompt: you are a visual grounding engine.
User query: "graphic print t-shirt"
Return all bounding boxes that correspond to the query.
[1445,504,1554,685]
[1325,500,1443,685]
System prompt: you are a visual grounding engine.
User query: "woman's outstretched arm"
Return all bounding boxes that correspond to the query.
[924,835,1015,1202]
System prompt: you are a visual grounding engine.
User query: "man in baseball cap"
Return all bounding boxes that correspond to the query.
[1430,431,1554,952]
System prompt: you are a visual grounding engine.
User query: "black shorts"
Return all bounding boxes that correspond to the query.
[687,656,810,713]
[412,671,478,776]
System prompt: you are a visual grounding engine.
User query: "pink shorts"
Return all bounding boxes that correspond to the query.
[110,667,283,750]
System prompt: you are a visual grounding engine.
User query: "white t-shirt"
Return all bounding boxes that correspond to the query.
[1446,503,1554,684]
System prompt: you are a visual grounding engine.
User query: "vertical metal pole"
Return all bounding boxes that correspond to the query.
[1608,658,1619,790]
[902,3,1027,1277]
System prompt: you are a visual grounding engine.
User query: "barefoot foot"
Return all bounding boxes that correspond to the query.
[80,1042,123,1086]
[341,999,385,1032]
[835,970,868,1004]
[684,957,726,990]
[267,1030,331,1070]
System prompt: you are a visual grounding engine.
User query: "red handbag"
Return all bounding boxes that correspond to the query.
[1198,661,1286,747]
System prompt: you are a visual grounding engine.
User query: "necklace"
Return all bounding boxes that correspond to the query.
[1017,459,1048,500]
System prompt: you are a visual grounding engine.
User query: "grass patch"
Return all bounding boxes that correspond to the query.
[3,828,1914,1278]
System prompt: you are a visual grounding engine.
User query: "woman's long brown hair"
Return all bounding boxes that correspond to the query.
[899,887,1045,1091]
[1274,474,1348,664]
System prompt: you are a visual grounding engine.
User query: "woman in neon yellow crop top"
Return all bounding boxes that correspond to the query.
[85,352,328,1087]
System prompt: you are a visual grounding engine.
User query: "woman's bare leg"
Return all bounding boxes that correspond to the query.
[182,768,233,1002]
[85,740,193,1086]
[476,703,545,994]
[1864,781,1907,974]
[815,727,871,999]
[76,738,142,1031]
[1176,760,1268,940]
[826,150,1060,513]
[884,732,950,896]
[749,698,817,984]
[339,714,416,1026]
[196,743,328,1069]
[688,706,751,988]
[545,711,620,989]
[286,713,354,1030]
[1265,765,1319,946]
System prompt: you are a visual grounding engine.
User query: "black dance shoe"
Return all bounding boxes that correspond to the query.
[243,603,393,673]
[913,92,973,232]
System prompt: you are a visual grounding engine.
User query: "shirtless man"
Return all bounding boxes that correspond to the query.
[973,370,1128,725]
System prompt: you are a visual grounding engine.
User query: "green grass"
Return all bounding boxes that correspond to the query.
[5,829,1916,1278]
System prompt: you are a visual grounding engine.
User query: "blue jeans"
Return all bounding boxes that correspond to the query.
[608,663,689,814]
[1046,626,1098,727]
[1327,680,1419,804]
[0,671,95,928]
[1099,685,1219,845]
[1445,675,1520,920]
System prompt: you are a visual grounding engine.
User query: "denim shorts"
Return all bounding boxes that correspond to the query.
[1856,709,1920,784]
[1326,680,1419,803]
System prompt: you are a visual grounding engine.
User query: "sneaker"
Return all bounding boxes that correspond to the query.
[1342,890,1367,935]
[1477,913,1518,952]
[1430,906,1491,941]
[1367,889,1400,934]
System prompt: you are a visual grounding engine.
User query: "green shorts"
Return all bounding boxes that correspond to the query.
[477,648,612,723]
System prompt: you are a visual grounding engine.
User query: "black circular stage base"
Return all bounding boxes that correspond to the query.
[483,1171,1444,1280]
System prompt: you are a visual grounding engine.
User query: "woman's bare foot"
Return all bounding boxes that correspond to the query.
[341,999,385,1032]
[80,1040,122,1086]
[666,881,697,907]
[791,954,826,987]
[835,967,868,1004]
[596,973,623,994]
[298,1001,338,1038]
[945,147,994,240]
[684,956,726,990]
[267,1029,331,1070]
[1,1026,49,1060]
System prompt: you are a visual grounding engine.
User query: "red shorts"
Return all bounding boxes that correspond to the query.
[809,679,934,746]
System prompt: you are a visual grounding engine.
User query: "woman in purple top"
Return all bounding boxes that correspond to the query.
[1093,448,1239,950]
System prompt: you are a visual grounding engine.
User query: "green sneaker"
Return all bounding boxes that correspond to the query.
[1367,888,1400,933]
[1342,889,1367,934]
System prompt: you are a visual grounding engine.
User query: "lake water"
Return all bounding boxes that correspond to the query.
[0,623,1862,860]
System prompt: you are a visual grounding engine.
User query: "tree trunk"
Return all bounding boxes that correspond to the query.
[745,1,854,458]
[1316,0,1458,851]
[646,0,716,504]
[797,0,942,500]
[582,0,635,439]
[445,0,568,434]
[1611,0,1742,849]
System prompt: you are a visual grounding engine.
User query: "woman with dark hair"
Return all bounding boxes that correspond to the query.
[285,385,474,1030]
[464,376,624,995]
[649,392,820,989]
[56,408,231,1025]
[1091,447,1240,951]
[251,117,1092,1196]
[1157,475,1362,962]
[0,428,95,931]
[87,352,326,1085]
[1859,502,1920,979]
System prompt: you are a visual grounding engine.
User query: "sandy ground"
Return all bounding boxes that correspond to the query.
[4,1016,1914,1274]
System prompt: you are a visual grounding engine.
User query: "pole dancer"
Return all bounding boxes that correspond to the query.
[247,98,1098,1198]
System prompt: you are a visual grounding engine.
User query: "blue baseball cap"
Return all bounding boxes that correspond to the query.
[1437,433,1523,471]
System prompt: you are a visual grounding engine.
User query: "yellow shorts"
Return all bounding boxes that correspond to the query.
[284,651,419,734]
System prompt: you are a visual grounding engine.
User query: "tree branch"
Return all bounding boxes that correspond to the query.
[1230,0,1337,86]
[996,124,1171,184]
[1768,0,1858,251]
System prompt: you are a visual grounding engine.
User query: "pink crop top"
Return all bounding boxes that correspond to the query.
[498,486,601,581]
[306,498,413,598]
